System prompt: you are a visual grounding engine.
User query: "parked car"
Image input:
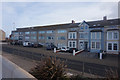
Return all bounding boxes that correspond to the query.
[68,48,78,53]
[31,43,43,48]
[23,41,32,47]
[46,44,57,50]
[60,46,69,52]
[38,43,43,47]
[10,40,19,45]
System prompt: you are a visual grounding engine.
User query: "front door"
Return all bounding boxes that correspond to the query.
[80,42,84,50]
[84,42,88,50]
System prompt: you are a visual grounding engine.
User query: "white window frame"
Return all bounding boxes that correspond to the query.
[31,31,37,34]
[39,36,45,40]
[113,31,119,40]
[68,41,76,48]
[107,42,119,51]
[91,41,101,50]
[79,32,88,39]
[91,32,95,39]
[31,36,37,40]
[91,42,95,49]
[58,30,67,33]
[25,32,30,35]
[47,36,54,40]
[46,30,53,33]
[91,32,101,39]
[107,31,119,40]
[68,32,77,39]
[79,32,84,39]
[39,31,45,34]
[25,36,30,40]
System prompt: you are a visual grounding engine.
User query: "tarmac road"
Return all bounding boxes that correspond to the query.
[1,44,118,77]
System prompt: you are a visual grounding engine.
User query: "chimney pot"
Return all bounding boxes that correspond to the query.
[103,16,107,20]
[72,20,75,23]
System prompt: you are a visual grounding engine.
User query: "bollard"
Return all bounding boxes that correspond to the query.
[54,48,56,53]
[73,50,75,56]
[100,53,102,59]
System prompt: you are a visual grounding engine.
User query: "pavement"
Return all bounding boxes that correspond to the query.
[2,52,102,78]
[2,52,38,72]
[1,54,36,79]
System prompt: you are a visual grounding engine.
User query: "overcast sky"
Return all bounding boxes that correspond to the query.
[1,1,119,37]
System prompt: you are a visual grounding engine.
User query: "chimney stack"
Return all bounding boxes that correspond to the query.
[103,16,107,20]
[72,20,75,23]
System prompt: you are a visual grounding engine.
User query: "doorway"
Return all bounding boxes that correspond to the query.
[84,42,88,50]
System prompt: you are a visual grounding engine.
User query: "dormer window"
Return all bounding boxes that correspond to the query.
[80,26,84,30]
[85,26,88,29]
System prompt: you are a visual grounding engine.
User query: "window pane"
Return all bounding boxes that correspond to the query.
[73,33,75,39]
[39,36,44,39]
[73,42,75,47]
[39,31,45,34]
[19,32,23,35]
[58,30,66,33]
[81,25,84,30]
[96,42,100,49]
[46,30,53,33]
[14,36,19,40]
[25,36,30,40]
[91,32,95,39]
[70,33,72,39]
[47,36,53,40]
[96,32,101,39]
[80,33,84,38]
[25,32,30,34]
[69,42,72,47]
[84,33,88,39]
[114,32,118,39]
[31,36,36,40]
[92,42,95,48]
[108,43,112,50]
[13,32,19,35]
[108,32,112,39]
[113,43,117,50]
[31,31,36,34]
[19,36,23,40]
[58,36,65,40]
[70,28,77,31]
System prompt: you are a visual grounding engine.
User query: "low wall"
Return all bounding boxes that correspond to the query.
[1,55,36,79]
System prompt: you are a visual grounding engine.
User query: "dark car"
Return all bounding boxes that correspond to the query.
[38,43,43,47]
[31,43,43,48]
[10,40,19,45]
[68,48,78,53]
[46,44,57,50]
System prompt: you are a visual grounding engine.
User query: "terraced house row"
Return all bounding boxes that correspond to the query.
[11,16,120,54]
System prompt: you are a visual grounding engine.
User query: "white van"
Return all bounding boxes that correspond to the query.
[23,41,31,47]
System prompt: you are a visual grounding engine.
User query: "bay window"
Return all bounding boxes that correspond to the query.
[107,42,118,51]
[91,41,101,49]
[68,32,77,39]
[68,41,76,48]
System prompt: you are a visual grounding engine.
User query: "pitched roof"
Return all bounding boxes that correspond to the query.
[87,18,120,28]
[17,23,80,31]
[16,18,120,31]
